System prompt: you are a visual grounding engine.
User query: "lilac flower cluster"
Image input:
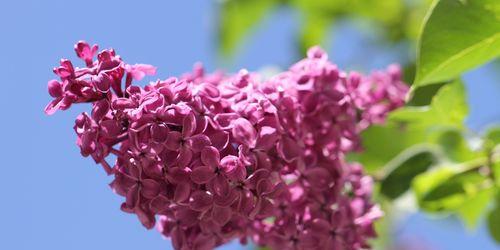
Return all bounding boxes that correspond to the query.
[45,42,408,250]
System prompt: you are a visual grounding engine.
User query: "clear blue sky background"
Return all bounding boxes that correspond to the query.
[1,1,499,250]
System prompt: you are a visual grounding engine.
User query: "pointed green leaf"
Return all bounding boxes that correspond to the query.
[488,199,500,243]
[456,187,494,230]
[415,0,500,86]
[380,148,438,199]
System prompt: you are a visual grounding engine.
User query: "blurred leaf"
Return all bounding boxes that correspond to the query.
[414,0,500,86]
[414,162,490,212]
[487,198,500,243]
[390,79,468,128]
[485,126,500,146]
[456,186,494,229]
[437,129,482,162]
[406,82,446,106]
[298,12,332,54]
[219,0,431,58]
[380,148,438,199]
[423,170,484,202]
[352,79,468,172]
[493,160,500,188]
[413,167,455,211]
[218,0,279,57]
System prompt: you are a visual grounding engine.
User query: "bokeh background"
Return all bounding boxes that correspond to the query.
[1,1,499,249]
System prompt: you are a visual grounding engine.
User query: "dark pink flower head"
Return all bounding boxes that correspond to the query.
[46,43,407,250]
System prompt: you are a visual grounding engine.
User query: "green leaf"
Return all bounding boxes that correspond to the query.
[351,79,468,172]
[380,148,438,199]
[406,82,446,106]
[485,126,500,146]
[423,170,484,202]
[436,129,482,162]
[298,12,332,54]
[414,0,500,86]
[493,160,500,187]
[456,187,494,230]
[413,164,489,212]
[218,0,278,57]
[488,198,500,243]
[391,79,468,128]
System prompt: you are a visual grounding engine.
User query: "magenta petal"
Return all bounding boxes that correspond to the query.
[182,112,197,137]
[201,146,220,169]
[176,147,192,167]
[277,136,302,162]
[171,227,185,250]
[126,184,140,208]
[91,100,110,121]
[135,206,155,229]
[251,198,274,219]
[166,167,190,184]
[188,134,211,152]
[246,168,270,188]
[256,179,273,195]
[220,156,246,181]
[174,183,190,203]
[211,174,230,197]
[193,234,216,250]
[165,131,182,150]
[126,64,157,81]
[304,167,331,190]
[231,118,257,148]
[149,195,168,213]
[212,205,232,226]
[44,98,64,115]
[47,79,63,98]
[92,72,112,92]
[213,189,238,207]
[150,123,169,143]
[214,113,239,129]
[256,126,278,150]
[128,166,141,179]
[191,166,216,184]
[190,191,213,212]
[208,130,229,150]
[100,120,121,138]
[112,98,137,110]
[308,218,330,234]
[141,179,160,199]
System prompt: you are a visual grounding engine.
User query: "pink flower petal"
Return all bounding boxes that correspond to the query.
[277,136,301,162]
[190,191,213,212]
[201,146,220,169]
[141,179,160,199]
[150,123,169,143]
[231,118,257,148]
[182,112,197,137]
[191,166,216,184]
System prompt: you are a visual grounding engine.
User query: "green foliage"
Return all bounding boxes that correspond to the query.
[457,186,495,229]
[414,0,500,86]
[413,161,494,228]
[218,0,432,57]
[352,79,469,174]
[379,148,438,200]
[488,196,500,243]
[218,0,279,57]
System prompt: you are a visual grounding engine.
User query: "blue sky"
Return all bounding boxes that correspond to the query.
[1,1,499,250]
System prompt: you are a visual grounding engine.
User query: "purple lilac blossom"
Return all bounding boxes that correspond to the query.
[45,41,408,250]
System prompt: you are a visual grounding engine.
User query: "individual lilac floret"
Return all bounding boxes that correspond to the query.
[45,43,408,250]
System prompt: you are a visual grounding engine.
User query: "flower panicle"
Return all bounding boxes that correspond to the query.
[45,43,408,250]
